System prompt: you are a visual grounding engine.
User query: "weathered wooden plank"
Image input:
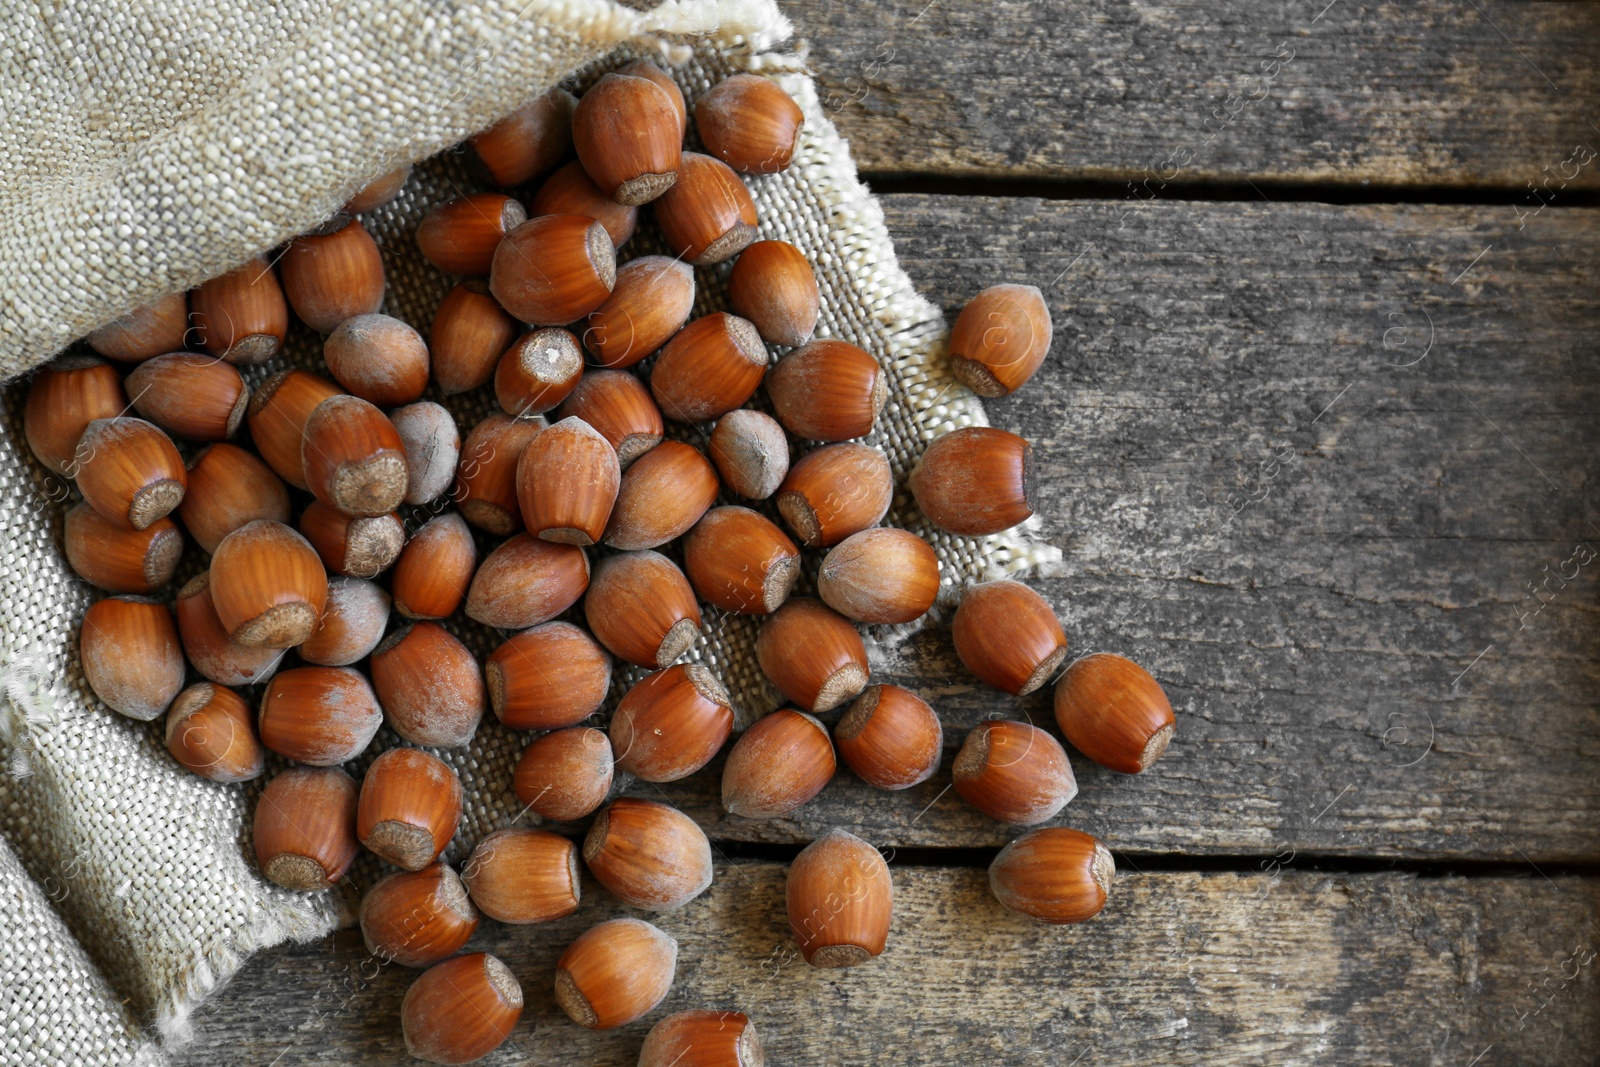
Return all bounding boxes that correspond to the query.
[779,0,1600,191]
[625,195,1600,863]
[170,863,1600,1066]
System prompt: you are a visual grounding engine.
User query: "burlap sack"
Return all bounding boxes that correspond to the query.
[0,1,1061,1063]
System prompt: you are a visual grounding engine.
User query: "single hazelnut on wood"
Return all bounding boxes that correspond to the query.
[722,708,836,819]
[165,683,265,783]
[513,726,614,822]
[696,73,805,174]
[391,512,476,620]
[454,412,545,534]
[279,216,385,333]
[178,444,290,554]
[301,394,409,518]
[79,595,185,721]
[554,918,678,1029]
[948,284,1053,397]
[258,666,384,766]
[756,597,868,713]
[490,214,616,326]
[486,621,611,730]
[189,258,289,364]
[371,622,487,748]
[953,719,1077,825]
[245,367,341,490]
[909,426,1036,536]
[584,550,701,668]
[951,579,1067,695]
[610,664,734,782]
[85,292,188,363]
[573,72,683,205]
[174,573,286,686]
[727,239,819,347]
[767,339,886,442]
[253,766,359,891]
[604,440,719,550]
[208,519,327,648]
[786,829,892,967]
[515,415,619,545]
[617,58,687,134]
[461,827,582,924]
[989,827,1113,924]
[775,442,893,548]
[683,505,800,616]
[74,417,186,530]
[529,161,639,248]
[469,86,578,187]
[430,280,519,395]
[298,502,404,578]
[23,354,127,475]
[125,353,251,442]
[323,313,430,408]
[298,576,390,667]
[654,152,760,266]
[63,504,183,594]
[708,409,789,500]
[417,193,528,277]
[495,327,584,417]
[583,797,714,911]
[390,401,461,506]
[552,368,663,468]
[401,953,523,1065]
[835,684,942,791]
[360,863,478,969]
[818,527,940,624]
[342,164,411,214]
[1053,652,1175,774]
[581,255,695,369]
[357,747,463,870]
[639,1010,764,1067]
[650,312,768,423]
[465,534,589,629]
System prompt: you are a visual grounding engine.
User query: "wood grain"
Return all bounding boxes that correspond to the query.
[624,195,1600,864]
[779,0,1600,190]
[169,862,1600,1066]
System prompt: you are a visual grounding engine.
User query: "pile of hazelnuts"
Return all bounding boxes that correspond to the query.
[24,58,1177,1065]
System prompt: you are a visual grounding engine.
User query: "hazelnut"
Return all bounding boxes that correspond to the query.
[258,666,384,766]
[461,827,581,924]
[486,621,611,730]
[188,257,290,364]
[651,312,768,423]
[401,953,522,1065]
[775,442,892,548]
[553,368,664,468]
[948,284,1053,397]
[390,401,461,506]
[654,152,759,265]
[581,255,695,369]
[952,719,1077,825]
[584,550,700,668]
[371,622,487,748]
[63,503,183,594]
[357,747,463,870]
[835,684,942,791]
[951,579,1067,695]
[817,527,940,624]
[178,444,290,554]
[1053,652,1175,774]
[989,827,1113,924]
[342,164,411,214]
[572,72,683,205]
[696,73,804,174]
[208,519,328,648]
[323,313,430,408]
[617,58,687,133]
[722,708,836,819]
[74,417,186,530]
[469,86,577,186]
[909,425,1036,536]
[683,505,800,616]
[391,512,476,620]
[727,239,819,346]
[755,597,868,713]
[786,829,891,967]
[165,683,265,783]
[360,863,478,969]
[85,292,188,363]
[583,797,714,911]
[297,576,390,667]
[454,412,544,534]
[513,726,614,822]
[495,327,584,417]
[767,339,886,442]
[23,354,127,475]
[554,918,678,1029]
[79,595,184,721]
[253,766,359,891]
[417,193,528,277]
[639,1010,764,1067]
[604,440,720,550]
[490,214,616,326]
[515,415,620,545]
[529,160,639,248]
[301,394,409,518]
[245,368,341,490]
[610,664,734,782]
[298,501,404,578]
[279,216,385,333]
[125,353,250,442]
[429,280,519,395]
[173,573,286,686]
[708,409,789,500]
[465,533,589,629]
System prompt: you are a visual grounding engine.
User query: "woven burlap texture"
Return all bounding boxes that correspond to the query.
[0,1,1062,1064]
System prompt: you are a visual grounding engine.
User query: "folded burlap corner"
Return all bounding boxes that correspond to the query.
[0,1,1063,1063]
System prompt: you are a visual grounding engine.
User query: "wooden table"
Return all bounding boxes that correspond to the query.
[173,2,1600,1063]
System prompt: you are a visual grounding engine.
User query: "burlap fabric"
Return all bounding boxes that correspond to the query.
[0,1,1062,1063]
